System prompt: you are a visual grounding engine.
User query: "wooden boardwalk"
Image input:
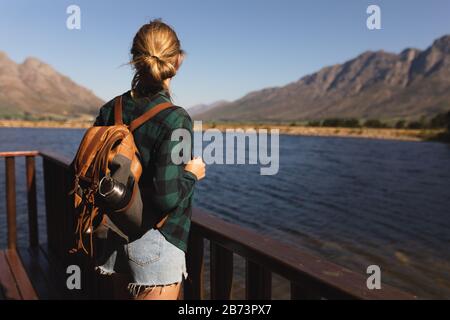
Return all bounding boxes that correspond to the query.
[0,249,37,300]
[0,150,417,300]
[2,244,131,300]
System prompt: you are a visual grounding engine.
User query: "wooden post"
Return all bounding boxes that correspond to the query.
[43,158,55,252]
[184,229,204,300]
[245,260,271,300]
[210,242,233,300]
[26,156,39,247]
[5,157,17,250]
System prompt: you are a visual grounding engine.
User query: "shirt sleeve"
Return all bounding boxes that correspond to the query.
[93,106,105,126]
[148,112,197,213]
[93,99,114,126]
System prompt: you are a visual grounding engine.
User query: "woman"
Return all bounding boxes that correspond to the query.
[92,19,205,300]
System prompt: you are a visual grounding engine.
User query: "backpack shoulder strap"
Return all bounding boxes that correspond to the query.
[114,95,123,125]
[129,101,174,132]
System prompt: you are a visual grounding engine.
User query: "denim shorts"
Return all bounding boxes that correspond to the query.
[94,227,188,296]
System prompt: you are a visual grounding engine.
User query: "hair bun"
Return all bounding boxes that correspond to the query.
[143,55,158,65]
[148,55,160,61]
[130,19,184,94]
[142,54,176,82]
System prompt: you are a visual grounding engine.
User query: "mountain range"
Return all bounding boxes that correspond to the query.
[187,100,229,116]
[1,34,449,122]
[0,52,103,119]
[195,35,450,122]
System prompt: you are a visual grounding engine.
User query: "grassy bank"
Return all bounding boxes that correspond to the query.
[0,119,93,129]
[1,119,446,142]
[200,122,445,142]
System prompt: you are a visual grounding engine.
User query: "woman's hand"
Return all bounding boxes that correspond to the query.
[185,157,206,180]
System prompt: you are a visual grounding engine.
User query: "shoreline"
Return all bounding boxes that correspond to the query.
[0,119,93,129]
[0,119,445,142]
[200,123,443,142]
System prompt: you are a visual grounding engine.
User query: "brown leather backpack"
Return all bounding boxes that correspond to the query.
[69,95,174,256]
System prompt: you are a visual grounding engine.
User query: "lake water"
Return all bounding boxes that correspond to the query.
[0,127,449,299]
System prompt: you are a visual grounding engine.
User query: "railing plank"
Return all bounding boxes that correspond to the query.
[184,227,204,300]
[5,157,17,250]
[26,156,39,247]
[4,249,38,300]
[63,165,77,260]
[43,158,56,253]
[0,250,20,299]
[0,151,39,158]
[210,242,233,300]
[54,164,66,259]
[246,260,271,300]
[39,150,71,169]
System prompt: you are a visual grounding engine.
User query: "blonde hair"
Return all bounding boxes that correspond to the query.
[130,19,185,97]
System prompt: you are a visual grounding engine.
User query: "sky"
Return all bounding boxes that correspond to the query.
[0,0,449,108]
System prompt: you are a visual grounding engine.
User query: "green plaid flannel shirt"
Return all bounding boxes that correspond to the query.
[93,89,197,252]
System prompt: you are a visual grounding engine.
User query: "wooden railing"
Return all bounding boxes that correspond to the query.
[1,151,40,250]
[0,150,417,300]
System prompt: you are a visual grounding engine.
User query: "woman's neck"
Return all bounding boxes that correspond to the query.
[163,78,171,90]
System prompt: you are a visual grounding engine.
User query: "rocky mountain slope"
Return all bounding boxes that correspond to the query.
[196,35,450,121]
[187,100,229,116]
[0,52,103,119]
